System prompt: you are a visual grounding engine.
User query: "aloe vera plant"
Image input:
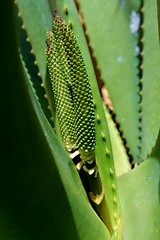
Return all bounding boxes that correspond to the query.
[1,0,160,239]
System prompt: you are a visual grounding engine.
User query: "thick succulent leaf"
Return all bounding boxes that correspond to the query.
[118,157,160,240]
[15,0,56,121]
[15,0,52,81]
[16,0,119,234]
[105,111,131,177]
[0,2,111,239]
[141,0,160,160]
[77,0,140,162]
[20,58,111,240]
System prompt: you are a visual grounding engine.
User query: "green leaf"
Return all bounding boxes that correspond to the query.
[118,157,160,240]
[1,39,111,240]
[141,0,160,160]
[15,0,52,81]
[15,0,56,120]
[19,57,111,240]
[77,0,140,162]
[0,1,111,239]
[105,111,130,177]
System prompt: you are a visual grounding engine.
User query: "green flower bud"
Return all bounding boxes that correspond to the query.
[46,11,96,162]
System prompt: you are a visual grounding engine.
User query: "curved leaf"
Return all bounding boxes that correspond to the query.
[118,157,160,240]
[141,0,160,160]
[77,0,140,162]
[0,2,111,239]
[105,111,130,177]
[20,57,111,240]
[15,0,52,80]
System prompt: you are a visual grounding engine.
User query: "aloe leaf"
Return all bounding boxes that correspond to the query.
[105,111,130,177]
[118,157,160,240]
[0,2,112,239]
[3,56,110,239]
[141,0,160,160]
[15,0,52,81]
[20,57,111,240]
[77,0,141,162]
[15,0,56,121]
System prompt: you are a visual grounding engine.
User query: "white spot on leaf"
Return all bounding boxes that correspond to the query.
[130,11,140,34]
[117,56,125,62]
